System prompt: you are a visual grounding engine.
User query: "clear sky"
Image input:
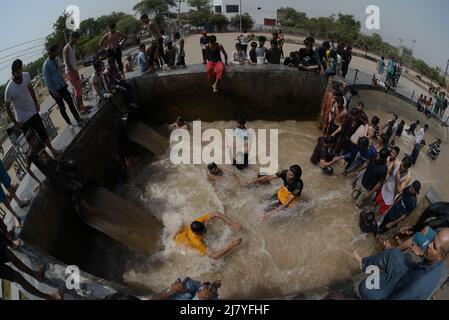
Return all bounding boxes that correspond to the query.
[1,0,448,83]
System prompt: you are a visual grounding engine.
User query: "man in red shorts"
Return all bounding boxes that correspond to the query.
[205,35,228,93]
[63,31,91,115]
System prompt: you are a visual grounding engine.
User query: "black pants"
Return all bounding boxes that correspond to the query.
[412,203,449,233]
[52,87,80,125]
[22,114,49,142]
[342,63,349,78]
[177,56,186,66]
[117,81,135,105]
[241,44,248,56]
[114,47,124,73]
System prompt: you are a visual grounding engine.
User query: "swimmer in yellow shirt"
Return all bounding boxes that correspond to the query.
[175,212,243,260]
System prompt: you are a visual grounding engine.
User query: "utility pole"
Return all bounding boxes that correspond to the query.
[239,0,243,32]
[444,59,449,89]
[409,39,416,69]
[178,0,182,21]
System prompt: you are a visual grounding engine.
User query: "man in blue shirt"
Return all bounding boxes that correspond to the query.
[355,227,449,300]
[138,44,149,73]
[344,136,377,174]
[378,181,420,234]
[43,45,84,127]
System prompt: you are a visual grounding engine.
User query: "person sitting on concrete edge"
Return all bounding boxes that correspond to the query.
[354,228,449,300]
[174,212,242,260]
[266,39,282,64]
[377,181,421,235]
[103,52,139,110]
[0,225,62,300]
[0,159,30,229]
[244,165,304,222]
[231,43,245,65]
[151,278,221,300]
[398,202,449,238]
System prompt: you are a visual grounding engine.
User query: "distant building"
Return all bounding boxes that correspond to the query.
[212,0,277,27]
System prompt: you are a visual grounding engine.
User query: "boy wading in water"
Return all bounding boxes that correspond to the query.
[205,35,228,93]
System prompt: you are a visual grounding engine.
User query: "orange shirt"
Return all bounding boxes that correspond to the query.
[175,214,211,256]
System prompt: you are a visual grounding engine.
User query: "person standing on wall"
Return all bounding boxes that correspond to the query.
[205,35,228,93]
[63,31,92,115]
[5,59,61,159]
[200,30,210,65]
[341,46,352,79]
[99,23,128,77]
[238,29,250,58]
[42,45,86,128]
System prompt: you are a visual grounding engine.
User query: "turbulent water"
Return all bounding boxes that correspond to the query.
[88,110,447,299]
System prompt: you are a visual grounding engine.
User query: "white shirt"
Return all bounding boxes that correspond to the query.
[232,50,245,65]
[4,72,38,123]
[416,128,425,144]
[64,44,78,73]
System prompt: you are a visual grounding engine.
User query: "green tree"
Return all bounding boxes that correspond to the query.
[210,14,229,31]
[186,9,212,27]
[329,14,360,44]
[307,16,335,39]
[230,13,254,31]
[116,16,142,35]
[133,0,176,27]
[278,7,307,29]
[45,13,70,54]
[187,0,211,10]
[82,35,104,57]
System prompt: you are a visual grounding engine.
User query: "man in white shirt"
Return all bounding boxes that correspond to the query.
[5,59,60,157]
[416,124,429,145]
[64,31,91,115]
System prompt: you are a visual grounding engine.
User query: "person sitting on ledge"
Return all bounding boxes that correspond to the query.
[397,202,449,238]
[266,40,282,64]
[174,212,242,260]
[355,228,449,300]
[247,41,258,65]
[164,41,178,69]
[298,36,319,72]
[283,51,298,68]
[231,43,245,65]
[151,278,221,300]
[328,228,449,300]
[169,116,190,130]
[103,51,139,110]
[243,165,304,222]
[0,223,62,300]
